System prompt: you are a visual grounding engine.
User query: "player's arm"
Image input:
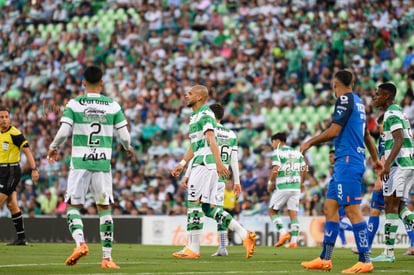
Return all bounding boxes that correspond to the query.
[374,155,385,192]
[300,123,342,153]
[47,122,72,164]
[21,144,39,183]
[206,129,230,178]
[230,148,241,196]
[302,95,352,153]
[364,127,380,163]
[267,165,280,193]
[300,161,307,193]
[381,128,404,181]
[171,146,194,177]
[117,125,132,152]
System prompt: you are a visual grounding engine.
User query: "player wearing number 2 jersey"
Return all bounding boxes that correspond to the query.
[300,70,382,273]
[47,66,133,269]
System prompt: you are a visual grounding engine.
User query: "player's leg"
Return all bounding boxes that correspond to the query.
[173,166,205,258]
[371,167,404,262]
[367,208,381,250]
[6,191,27,245]
[212,181,228,256]
[285,191,300,248]
[92,171,120,268]
[200,167,256,258]
[65,169,90,266]
[301,198,338,271]
[2,166,26,245]
[269,190,290,247]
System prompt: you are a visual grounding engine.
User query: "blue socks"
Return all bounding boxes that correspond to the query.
[352,221,370,263]
[367,216,379,249]
[320,221,339,260]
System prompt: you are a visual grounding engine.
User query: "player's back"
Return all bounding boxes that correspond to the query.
[216,124,238,167]
[61,93,127,172]
[333,93,366,165]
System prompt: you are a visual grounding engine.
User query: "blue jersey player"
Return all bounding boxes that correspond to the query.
[300,70,383,273]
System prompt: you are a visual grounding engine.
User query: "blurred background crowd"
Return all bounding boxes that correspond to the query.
[0,0,414,218]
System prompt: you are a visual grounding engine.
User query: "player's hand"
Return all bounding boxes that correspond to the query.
[171,165,184,177]
[373,159,383,175]
[46,149,58,164]
[380,161,391,182]
[373,177,382,192]
[181,177,189,189]
[300,142,311,154]
[216,162,230,179]
[233,184,242,196]
[126,147,134,157]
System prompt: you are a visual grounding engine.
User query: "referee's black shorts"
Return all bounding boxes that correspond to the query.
[0,163,21,196]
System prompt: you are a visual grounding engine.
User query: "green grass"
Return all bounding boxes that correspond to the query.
[0,243,412,275]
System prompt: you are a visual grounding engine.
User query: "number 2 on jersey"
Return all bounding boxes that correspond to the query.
[88,122,101,146]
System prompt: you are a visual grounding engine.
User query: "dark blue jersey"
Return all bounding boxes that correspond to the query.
[378,134,385,159]
[332,92,366,165]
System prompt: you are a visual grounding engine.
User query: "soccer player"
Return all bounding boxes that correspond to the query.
[268,132,306,248]
[300,70,382,273]
[352,114,414,255]
[0,106,39,246]
[370,82,414,262]
[209,103,242,256]
[171,85,256,259]
[47,66,133,269]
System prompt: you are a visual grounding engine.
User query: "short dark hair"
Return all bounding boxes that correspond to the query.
[0,106,10,113]
[209,103,224,120]
[84,65,103,84]
[334,70,353,87]
[378,82,397,99]
[271,132,287,142]
[329,149,335,154]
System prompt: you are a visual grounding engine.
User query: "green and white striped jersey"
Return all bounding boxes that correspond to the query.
[189,105,217,170]
[271,145,305,190]
[61,93,128,172]
[216,123,238,183]
[383,104,414,169]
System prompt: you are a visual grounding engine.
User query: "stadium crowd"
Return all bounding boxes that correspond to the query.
[0,0,414,218]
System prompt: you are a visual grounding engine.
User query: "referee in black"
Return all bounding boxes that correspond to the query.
[0,106,39,245]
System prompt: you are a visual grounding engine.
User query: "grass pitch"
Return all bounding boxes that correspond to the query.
[0,243,412,275]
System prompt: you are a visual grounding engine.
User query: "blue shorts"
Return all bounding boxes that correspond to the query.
[371,190,384,210]
[326,162,365,206]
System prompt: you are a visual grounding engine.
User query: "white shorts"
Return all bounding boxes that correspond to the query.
[269,189,301,212]
[65,169,114,205]
[383,166,414,200]
[187,165,218,204]
[215,181,225,207]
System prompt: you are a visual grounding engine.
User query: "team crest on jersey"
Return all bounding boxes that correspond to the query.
[339,95,348,104]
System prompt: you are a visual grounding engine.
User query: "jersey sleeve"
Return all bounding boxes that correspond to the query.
[114,103,128,129]
[385,114,403,133]
[11,127,28,148]
[201,112,216,134]
[60,99,75,126]
[332,94,354,127]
